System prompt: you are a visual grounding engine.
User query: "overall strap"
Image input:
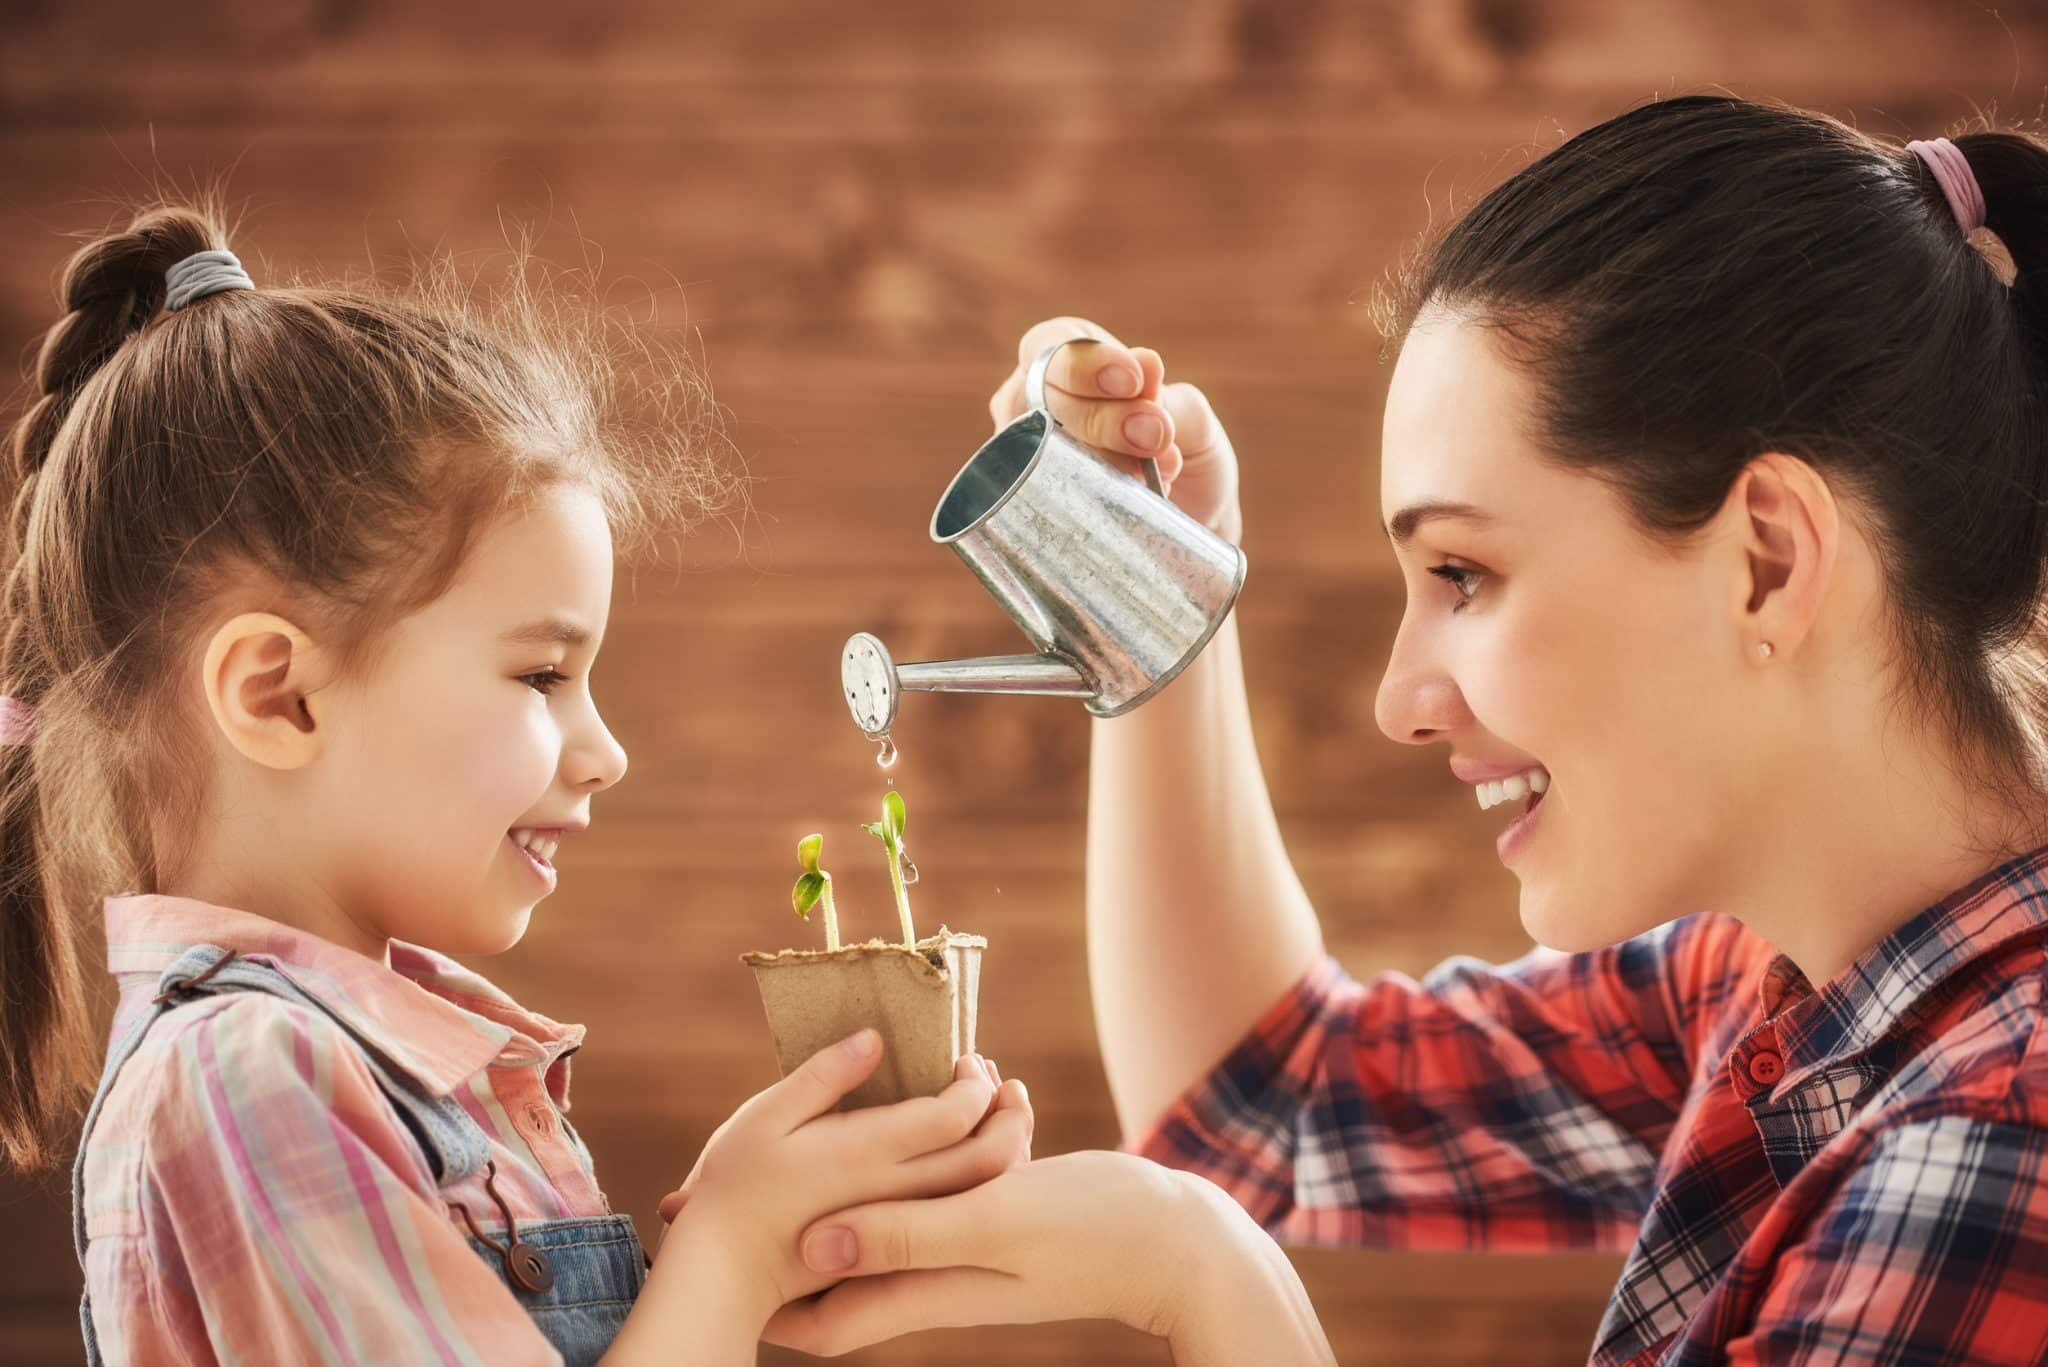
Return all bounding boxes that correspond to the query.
[72,943,494,1274]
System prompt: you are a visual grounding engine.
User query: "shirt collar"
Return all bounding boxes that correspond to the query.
[103,893,587,1102]
[1762,839,2048,1076]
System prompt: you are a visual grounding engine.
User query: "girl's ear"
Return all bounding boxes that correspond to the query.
[199,612,332,770]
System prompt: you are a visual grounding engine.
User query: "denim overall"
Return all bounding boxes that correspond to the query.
[72,944,651,1366]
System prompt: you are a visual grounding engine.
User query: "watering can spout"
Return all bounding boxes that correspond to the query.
[841,337,1248,740]
[842,634,1089,737]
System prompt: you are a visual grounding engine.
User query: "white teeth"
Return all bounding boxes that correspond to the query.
[510,828,560,866]
[1476,768,1550,811]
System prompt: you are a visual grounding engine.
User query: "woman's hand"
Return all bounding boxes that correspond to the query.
[645,1036,1033,1337]
[761,1151,1336,1366]
[990,317,1243,544]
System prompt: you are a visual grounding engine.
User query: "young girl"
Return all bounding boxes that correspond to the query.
[757,98,2048,1364]
[0,200,1036,1365]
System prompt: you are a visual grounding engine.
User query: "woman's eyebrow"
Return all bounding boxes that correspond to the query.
[1383,500,1495,549]
[499,616,592,649]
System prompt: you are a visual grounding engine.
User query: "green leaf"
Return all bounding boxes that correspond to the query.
[797,833,823,875]
[884,790,907,843]
[862,820,887,843]
[792,871,825,917]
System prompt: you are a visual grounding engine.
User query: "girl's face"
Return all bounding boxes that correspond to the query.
[1374,309,1770,952]
[315,481,629,957]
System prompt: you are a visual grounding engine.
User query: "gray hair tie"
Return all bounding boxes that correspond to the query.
[164,249,254,311]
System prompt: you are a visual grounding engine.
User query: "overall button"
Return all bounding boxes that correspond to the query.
[1747,1050,1785,1086]
[505,1241,556,1294]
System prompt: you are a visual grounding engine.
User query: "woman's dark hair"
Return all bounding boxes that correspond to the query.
[0,195,739,1171]
[1375,93,2048,823]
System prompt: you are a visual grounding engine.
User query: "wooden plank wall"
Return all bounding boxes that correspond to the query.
[2,3,2042,1362]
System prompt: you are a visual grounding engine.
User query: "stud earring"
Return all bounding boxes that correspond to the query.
[1756,641,1774,660]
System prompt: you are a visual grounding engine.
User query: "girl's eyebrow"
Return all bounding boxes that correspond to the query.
[500,616,591,648]
[1383,499,1495,549]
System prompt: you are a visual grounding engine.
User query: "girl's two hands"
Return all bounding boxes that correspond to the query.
[648,1032,1032,1336]
[989,317,1244,545]
[760,1150,1338,1366]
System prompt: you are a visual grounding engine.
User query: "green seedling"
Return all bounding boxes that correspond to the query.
[791,833,840,952]
[862,789,917,948]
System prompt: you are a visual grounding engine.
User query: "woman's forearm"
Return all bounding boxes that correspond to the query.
[1086,609,1326,1138]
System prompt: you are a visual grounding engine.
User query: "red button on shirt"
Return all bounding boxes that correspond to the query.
[1748,1050,1785,1085]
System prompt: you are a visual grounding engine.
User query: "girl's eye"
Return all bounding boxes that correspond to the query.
[521,668,570,696]
[1427,563,1486,611]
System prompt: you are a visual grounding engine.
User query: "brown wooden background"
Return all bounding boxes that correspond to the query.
[3,3,2042,1362]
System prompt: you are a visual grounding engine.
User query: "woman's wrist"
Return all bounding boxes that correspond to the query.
[1161,1174,1337,1367]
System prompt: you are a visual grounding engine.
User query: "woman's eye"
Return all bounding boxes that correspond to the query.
[521,669,569,696]
[1427,563,1486,611]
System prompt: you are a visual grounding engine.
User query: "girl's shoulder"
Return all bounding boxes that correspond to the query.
[81,992,430,1241]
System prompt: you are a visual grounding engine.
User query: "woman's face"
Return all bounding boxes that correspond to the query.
[1374,308,1768,952]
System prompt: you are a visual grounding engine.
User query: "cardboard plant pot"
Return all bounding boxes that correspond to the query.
[741,926,986,1111]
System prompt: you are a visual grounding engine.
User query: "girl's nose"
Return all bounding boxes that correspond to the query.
[575,716,629,792]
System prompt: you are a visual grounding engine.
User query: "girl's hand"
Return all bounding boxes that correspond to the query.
[989,317,1243,544]
[761,1151,1337,1366]
[648,1035,1032,1336]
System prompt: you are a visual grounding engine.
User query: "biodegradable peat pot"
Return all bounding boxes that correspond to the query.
[741,926,986,1111]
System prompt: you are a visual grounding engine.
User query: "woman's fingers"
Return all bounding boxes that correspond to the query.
[798,1183,997,1278]
[764,1267,1048,1357]
[760,1028,885,1133]
[1159,382,1223,459]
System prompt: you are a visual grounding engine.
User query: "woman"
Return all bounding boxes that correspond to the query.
[743,94,2048,1365]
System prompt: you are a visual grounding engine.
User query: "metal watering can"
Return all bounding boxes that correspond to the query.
[842,337,1248,739]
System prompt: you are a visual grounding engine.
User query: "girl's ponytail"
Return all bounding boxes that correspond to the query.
[0,209,214,1168]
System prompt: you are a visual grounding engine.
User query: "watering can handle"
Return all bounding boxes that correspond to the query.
[1024,338,1169,498]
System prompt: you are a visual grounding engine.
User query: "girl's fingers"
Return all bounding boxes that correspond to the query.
[812,1054,998,1160]
[761,1028,885,1133]
[887,1092,1034,1198]
[764,1267,1049,1357]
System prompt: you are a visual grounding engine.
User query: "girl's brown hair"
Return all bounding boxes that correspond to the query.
[1375,95,2048,832]
[0,195,738,1171]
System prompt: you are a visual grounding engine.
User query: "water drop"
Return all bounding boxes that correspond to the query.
[900,853,919,885]
[873,733,898,769]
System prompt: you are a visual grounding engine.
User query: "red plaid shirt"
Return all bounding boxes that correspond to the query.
[1129,844,2048,1364]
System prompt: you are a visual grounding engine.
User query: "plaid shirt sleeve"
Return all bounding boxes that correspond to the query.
[1126,911,1768,1252]
[1722,1114,2048,1365]
[91,994,562,1366]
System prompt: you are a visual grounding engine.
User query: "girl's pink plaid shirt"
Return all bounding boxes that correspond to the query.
[1129,843,2048,1365]
[78,893,620,1364]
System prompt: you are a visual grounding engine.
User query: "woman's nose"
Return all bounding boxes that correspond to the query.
[1375,656,1470,747]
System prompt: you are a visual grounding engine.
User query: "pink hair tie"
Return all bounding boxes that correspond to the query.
[1906,137,1986,237]
[0,695,37,747]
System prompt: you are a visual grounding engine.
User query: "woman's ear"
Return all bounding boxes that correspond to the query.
[200,612,332,771]
[1731,451,1839,660]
